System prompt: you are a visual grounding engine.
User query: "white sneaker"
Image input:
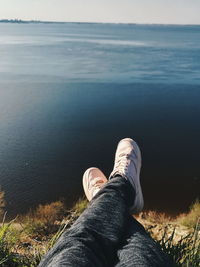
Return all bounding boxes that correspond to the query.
[83,167,107,201]
[109,138,144,214]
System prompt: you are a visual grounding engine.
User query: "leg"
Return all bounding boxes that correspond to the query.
[110,139,173,266]
[115,216,174,267]
[38,176,134,267]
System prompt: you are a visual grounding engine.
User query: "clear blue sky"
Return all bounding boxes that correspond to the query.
[0,0,200,24]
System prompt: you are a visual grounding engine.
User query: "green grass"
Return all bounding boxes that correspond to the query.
[158,222,200,267]
[0,221,36,267]
[71,197,88,215]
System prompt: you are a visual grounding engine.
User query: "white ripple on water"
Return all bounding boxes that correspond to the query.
[62,37,147,47]
[0,35,148,47]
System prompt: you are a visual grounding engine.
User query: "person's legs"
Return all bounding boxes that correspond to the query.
[39,137,174,267]
[115,216,174,267]
[38,176,134,267]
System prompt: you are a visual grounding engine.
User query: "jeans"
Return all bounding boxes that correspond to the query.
[38,176,174,267]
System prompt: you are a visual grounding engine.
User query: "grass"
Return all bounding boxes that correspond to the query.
[0,220,35,267]
[139,210,172,224]
[0,190,6,220]
[138,200,200,266]
[158,222,200,266]
[178,199,200,229]
[0,197,199,266]
[19,200,67,239]
[72,197,88,215]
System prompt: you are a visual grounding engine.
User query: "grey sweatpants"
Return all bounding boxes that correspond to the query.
[38,176,174,266]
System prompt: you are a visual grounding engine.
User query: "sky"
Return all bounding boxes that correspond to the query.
[0,0,200,25]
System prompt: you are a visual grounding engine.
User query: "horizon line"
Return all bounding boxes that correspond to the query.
[1,19,200,26]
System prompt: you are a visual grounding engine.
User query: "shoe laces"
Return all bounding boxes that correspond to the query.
[115,153,134,174]
[90,177,105,190]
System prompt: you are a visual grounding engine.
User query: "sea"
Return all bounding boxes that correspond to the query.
[0,22,199,217]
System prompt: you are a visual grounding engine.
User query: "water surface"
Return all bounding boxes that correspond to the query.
[0,23,199,216]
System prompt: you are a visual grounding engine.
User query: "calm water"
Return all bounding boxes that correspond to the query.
[0,23,200,217]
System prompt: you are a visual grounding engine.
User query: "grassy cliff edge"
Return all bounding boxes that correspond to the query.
[0,198,199,267]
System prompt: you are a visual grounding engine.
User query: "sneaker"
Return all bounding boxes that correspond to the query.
[109,138,144,213]
[83,167,107,201]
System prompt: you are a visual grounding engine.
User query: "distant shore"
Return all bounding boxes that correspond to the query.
[0,19,62,24]
[1,19,200,26]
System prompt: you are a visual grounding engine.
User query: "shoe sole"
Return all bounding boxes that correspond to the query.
[129,139,144,213]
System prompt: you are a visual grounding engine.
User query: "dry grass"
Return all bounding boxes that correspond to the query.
[18,200,67,239]
[25,200,66,225]
[138,210,172,224]
[177,199,200,229]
